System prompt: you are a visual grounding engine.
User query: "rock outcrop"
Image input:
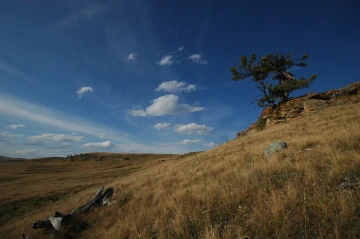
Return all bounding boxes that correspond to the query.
[237,81,360,138]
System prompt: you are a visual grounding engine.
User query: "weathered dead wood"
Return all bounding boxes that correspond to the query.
[31,186,114,233]
[70,186,104,216]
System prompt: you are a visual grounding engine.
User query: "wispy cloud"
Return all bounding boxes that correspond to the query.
[76,86,94,99]
[177,139,201,145]
[174,123,213,135]
[5,124,25,130]
[30,133,83,144]
[0,93,187,155]
[156,81,196,93]
[154,122,170,130]
[81,141,113,149]
[205,142,216,148]
[55,2,110,28]
[0,57,37,83]
[0,92,125,141]
[0,131,23,140]
[157,55,174,66]
[127,53,136,60]
[188,53,208,65]
[129,94,204,116]
[156,46,184,66]
[0,131,23,146]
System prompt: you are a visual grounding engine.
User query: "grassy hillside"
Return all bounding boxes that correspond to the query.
[1,102,360,238]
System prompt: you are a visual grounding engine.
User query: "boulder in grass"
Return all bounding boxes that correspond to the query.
[264,141,288,157]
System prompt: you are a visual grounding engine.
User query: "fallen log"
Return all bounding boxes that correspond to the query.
[31,186,114,233]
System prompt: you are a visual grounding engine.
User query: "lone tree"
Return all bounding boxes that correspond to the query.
[230,50,317,107]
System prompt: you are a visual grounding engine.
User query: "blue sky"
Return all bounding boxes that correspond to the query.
[0,0,359,158]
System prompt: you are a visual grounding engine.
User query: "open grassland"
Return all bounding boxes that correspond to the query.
[0,153,178,237]
[1,102,360,238]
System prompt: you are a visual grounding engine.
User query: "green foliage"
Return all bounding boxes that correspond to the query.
[256,117,267,130]
[230,50,317,107]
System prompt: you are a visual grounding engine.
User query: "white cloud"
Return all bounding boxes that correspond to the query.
[129,94,204,116]
[77,86,94,99]
[156,81,196,93]
[174,123,213,135]
[0,131,23,140]
[177,139,201,145]
[154,122,170,130]
[30,133,84,144]
[157,55,173,66]
[127,53,136,60]
[157,46,184,65]
[0,93,198,155]
[188,53,208,65]
[205,142,216,148]
[81,141,113,149]
[5,124,25,130]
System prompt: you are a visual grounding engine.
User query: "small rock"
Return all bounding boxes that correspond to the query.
[264,140,288,157]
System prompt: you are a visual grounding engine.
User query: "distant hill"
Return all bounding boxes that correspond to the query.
[0,155,25,161]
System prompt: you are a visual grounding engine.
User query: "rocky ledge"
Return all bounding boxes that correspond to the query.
[237,81,360,138]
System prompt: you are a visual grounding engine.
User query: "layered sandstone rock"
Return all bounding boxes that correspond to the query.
[237,81,360,138]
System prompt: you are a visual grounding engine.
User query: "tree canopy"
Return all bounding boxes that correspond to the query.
[230,51,317,107]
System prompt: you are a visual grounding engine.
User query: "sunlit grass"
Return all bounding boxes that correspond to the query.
[1,102,360,238]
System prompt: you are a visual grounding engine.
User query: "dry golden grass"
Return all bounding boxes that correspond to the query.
[1,102,360,238]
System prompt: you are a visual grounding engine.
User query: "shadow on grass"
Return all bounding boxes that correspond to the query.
[52,217,89,239]
[0,194,64,227]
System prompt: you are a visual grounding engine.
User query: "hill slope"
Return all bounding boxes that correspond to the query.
[1,101,360,238]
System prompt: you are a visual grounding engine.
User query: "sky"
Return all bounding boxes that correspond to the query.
[0,0,359,158]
